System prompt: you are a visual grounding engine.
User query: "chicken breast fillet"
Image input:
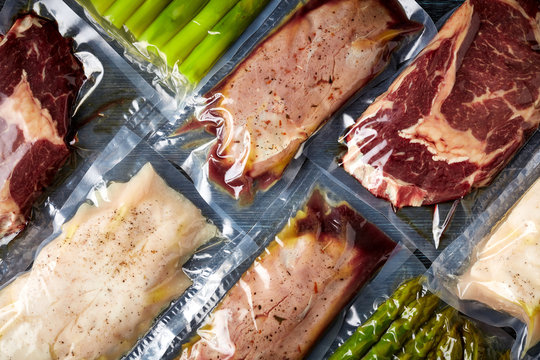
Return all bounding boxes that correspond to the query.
[0,163,217,360]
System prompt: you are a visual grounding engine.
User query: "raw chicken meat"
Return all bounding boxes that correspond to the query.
[0,163,217,360]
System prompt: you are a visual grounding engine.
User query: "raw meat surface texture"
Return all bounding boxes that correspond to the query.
[192,0,421,200]
[0,14,85,237]
[342,0,540,207]
[0,163,217,360]
[179,190,396,360]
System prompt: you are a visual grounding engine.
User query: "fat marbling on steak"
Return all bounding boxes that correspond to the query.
[0,14,85,237]
[194,0,421,200]
[342,0,540,207]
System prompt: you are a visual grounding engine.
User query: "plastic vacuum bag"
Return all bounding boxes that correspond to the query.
[325,246,514,360]
[0,0,172,284]
[0,126,255,360]
[428,150,540,360]
[65,0,284,102]
[148,159,428,359]
[149,0,436,232]
[305,0,540,258]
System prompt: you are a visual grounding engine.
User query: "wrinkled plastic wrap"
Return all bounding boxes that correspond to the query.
[0,11,84,240]
[326,247,514,360]
[0,1,537,359]
[305,0,540,258]
[0,0,169,281]
[150,0,435,231]
[147,160,430,359]
[66,0,285,101]
[0,127,255,360]
[428,151,540,360]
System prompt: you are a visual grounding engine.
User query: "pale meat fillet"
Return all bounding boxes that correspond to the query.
[0,163,217,360]
[196,0,420,199]
[458,177,540,352]
[343,0,540,207]
[179,190,396,360]
[0,14,84,238]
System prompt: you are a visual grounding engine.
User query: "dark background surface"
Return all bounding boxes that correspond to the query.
[417,0,463,22]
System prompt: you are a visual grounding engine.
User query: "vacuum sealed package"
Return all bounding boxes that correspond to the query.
[325,246,514,360]
[150,0,435,230]
[0,128,254,360]
[0,0,180,284]
[428,151,540,359]
[0,0,173,284]
[64,0,285,101]
[154,159,430,359]
[305,0,540,257]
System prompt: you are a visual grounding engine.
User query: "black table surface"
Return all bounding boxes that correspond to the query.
[417,0,463,22]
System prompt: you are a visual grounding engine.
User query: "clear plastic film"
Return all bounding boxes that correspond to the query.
[0,127,254,360]
[152,159,427,359]
[428,151,540,360]
[0,0,171,283]
[65,0,285,102]
[305,0,540,257]
[150,0,435,230]
[325,246,514,360]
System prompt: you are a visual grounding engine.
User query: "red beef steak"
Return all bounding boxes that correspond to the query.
[0,14,85,237]
[342,0,540,207]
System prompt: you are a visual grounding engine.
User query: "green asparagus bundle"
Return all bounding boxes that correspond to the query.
[125,0,171,38]
[88,0,115,15]
[362,294,440,359]
[104,0,145,28]
[461,319,485,360]
[329,277,423,360]
[431,323,463,360]
[329,276,510,360]
[139,0,209,49]
[162,0,240,66]
[179,0,271,83]
[87,0,271,85]
[397,307,456,360]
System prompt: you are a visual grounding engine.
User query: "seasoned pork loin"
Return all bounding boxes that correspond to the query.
[179,190,396,360]
[0,14,85,238]
[342,0,540,207]
[195,0,421,200]
[0,164,217,360]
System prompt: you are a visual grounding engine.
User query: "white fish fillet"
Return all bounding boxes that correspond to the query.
[0,163,217,360]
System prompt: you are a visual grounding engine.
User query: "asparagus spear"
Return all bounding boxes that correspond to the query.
[434,323,463,360]
[125,0,171,38]
[461,319,485,360]
[361,294,440,360]
[162,0,240,66]
[89,0,115,15]
[140,0,209,48]
[397,306,456,360]
[329,277,423,360]
[179,0,271,84]
[104,0,145,28]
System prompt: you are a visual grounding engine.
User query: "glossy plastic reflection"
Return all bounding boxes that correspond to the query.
[179,189,396,359]
[179,0,423,202]
[0,163,218,359]
[0,13,84,241]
